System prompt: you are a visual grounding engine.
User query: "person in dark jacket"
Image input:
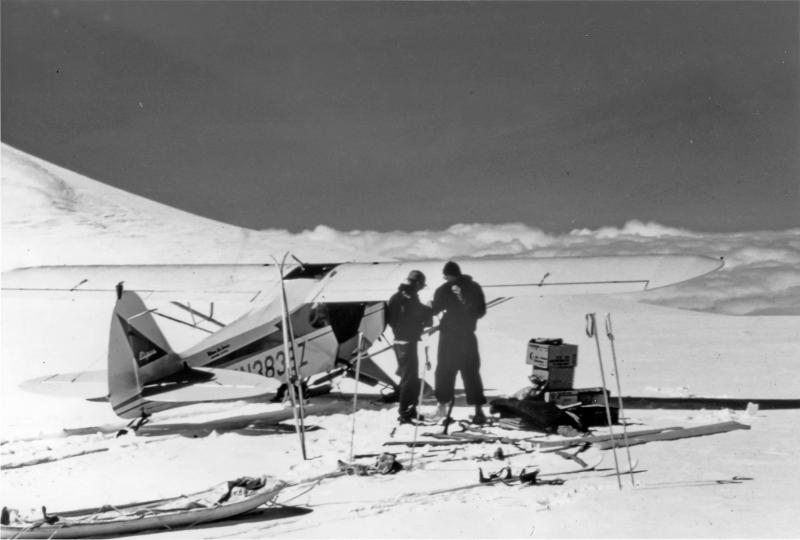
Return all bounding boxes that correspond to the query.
[386,270,433,423]
[431,261,488,424]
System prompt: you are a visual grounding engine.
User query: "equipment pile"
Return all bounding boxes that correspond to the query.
[489,336,619,434]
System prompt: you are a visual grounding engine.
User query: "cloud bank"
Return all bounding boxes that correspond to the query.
[3,144,799,316]
[278,222,800,316]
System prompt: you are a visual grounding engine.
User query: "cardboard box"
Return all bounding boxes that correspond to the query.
[531,366,575,390]
[526,340,578,368]
[526,339,578,390]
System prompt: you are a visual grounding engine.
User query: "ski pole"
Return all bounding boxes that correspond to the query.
[586,313,622,490]
[605,313,636,486]
[349,332,364,463]
[409,344,430,470]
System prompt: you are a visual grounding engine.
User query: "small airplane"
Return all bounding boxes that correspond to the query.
[4,253,723,430]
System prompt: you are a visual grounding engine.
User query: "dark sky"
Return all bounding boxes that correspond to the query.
[2,1,798,233]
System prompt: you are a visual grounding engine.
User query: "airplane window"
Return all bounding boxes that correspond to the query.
[309,303,329,329]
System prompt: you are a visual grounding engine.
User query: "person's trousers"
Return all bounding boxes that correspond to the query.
[393,342,420,417]
[435,331,486,406]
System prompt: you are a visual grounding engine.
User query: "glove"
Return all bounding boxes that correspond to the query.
[451,285,464,302]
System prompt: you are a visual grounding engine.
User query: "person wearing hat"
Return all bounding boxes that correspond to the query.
[430,261,488,424]
[386,270,434,424]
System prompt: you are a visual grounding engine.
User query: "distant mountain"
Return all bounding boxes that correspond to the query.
[1,144,354,269]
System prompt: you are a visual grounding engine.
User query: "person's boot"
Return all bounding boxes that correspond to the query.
[471,405,487,425]
[430,402,449,421]
[398,406,424,424]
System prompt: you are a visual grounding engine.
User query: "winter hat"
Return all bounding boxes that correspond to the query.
[405,270,426,287]
[442,261,462,278]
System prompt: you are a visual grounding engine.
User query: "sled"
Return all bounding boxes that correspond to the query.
[1,475,285,539]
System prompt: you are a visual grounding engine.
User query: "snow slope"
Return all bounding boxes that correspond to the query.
[1,144,799,538]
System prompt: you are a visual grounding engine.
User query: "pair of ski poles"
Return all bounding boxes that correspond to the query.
[273,253,308,461]
[348,335,430,468]
[408,344,433,469]
[349,333,365,463]
[585,313,635,489]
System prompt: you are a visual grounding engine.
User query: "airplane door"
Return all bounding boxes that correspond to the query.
[324,302,386,362]
[358,302,385,345]
[327,303,366,343]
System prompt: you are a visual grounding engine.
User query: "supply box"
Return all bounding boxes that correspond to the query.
[544,387,608,407]
[526,339,577,390]
[544,387,619,426]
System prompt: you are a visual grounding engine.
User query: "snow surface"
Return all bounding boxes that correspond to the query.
[2,144,799,538]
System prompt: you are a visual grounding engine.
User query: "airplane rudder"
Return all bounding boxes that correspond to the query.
[107,291,176,417]
[108,299,143,417]
[112,291,174,358]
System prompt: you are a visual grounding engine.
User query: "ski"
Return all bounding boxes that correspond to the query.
[523,454,605,478]
[271,252,308,460]
[598,458,640,477]
[478,466,565,486]
[400,417,445,428]
[594,421,750,450]
[419,458,605,497]
[2,447,109,470]
[636,476,753,490]
[419,471,560,497]
[421,429,507,441]
[536,426,683,449]
[1,435,178,471]
[385,435,516,448]
[420,449,605,475]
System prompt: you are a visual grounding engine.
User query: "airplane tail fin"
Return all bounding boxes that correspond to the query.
[108,290,181,418]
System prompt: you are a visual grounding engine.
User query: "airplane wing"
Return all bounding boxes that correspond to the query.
[308,255,724,303]
[1,255,722,303]
[1,264,278,301]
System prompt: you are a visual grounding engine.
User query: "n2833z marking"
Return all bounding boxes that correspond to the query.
[236,342,308,379]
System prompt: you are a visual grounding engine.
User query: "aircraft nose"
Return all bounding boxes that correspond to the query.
[647,255,724,290]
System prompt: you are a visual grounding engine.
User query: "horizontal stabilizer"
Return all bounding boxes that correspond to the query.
[140,367,279,403]
[20,370,108,400]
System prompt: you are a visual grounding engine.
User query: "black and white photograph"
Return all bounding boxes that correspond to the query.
[1,1,798,537]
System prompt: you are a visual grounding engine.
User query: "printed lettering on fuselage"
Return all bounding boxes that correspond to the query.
[234,342,308,379]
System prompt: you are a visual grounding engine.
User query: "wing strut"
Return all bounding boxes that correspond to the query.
[152,311,215,334]
[170,301,226,328]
